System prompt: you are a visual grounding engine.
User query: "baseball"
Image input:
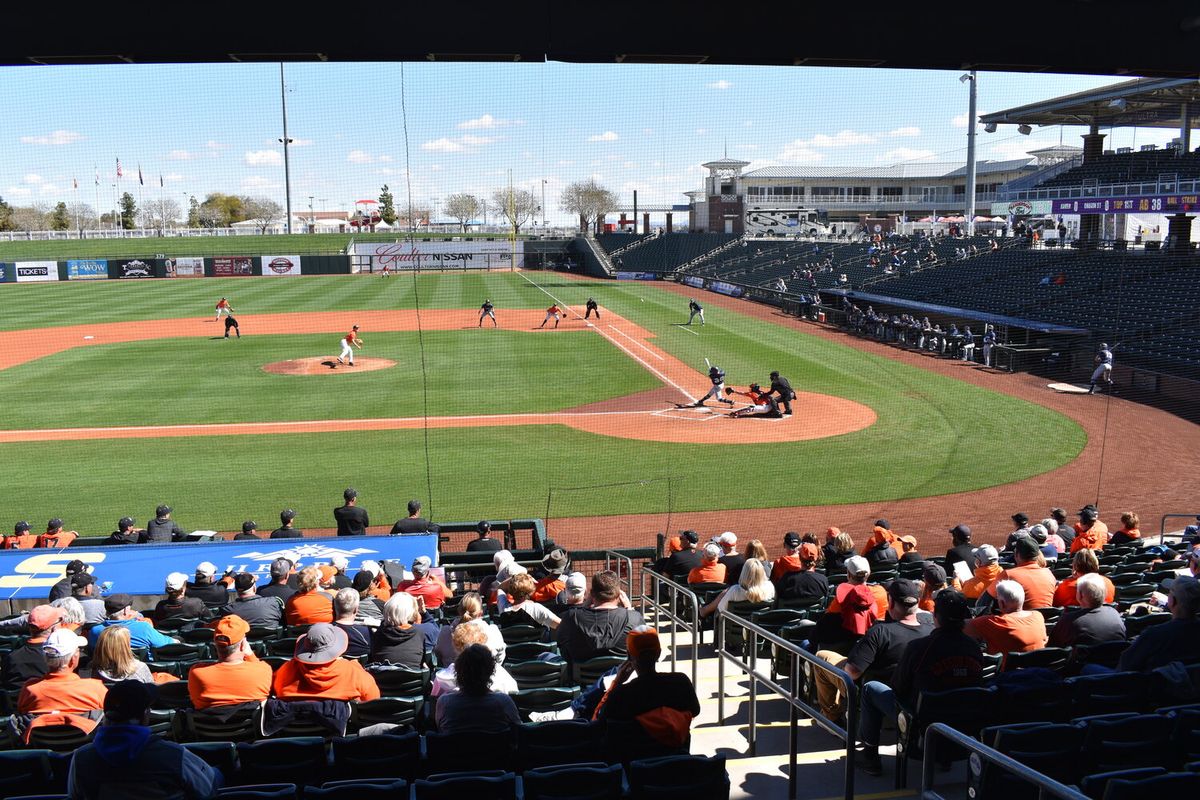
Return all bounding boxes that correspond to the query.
[640,298,644,302]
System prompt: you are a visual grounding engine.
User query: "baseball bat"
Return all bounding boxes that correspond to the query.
[704,358,711,370]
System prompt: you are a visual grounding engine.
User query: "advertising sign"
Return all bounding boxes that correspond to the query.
[352,240,523,270]
[1051,194,1199,215]
[260,255,302,276]
[15,261,59,282]
[163,257,204,278]
[681,276,706,289]
[67,259,108,280]
[117,259,154,278]
[990,200,1053,217]
[615,271,659,281]
[709,280,746,298]
[0,533,439,600]
[0,264,12,283]
[213,257,254,276]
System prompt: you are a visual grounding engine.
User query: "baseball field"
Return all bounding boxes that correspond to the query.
[0,267,1094,547]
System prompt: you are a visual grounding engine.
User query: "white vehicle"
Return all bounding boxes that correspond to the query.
[745,206,832,237]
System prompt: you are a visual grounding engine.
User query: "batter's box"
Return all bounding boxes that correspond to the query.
[653,407,724,421]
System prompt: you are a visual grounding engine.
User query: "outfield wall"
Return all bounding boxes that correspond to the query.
[0,255,353,283]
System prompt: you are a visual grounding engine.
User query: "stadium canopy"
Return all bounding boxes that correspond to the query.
[2,3,1200,77]
[979,78,1200,130]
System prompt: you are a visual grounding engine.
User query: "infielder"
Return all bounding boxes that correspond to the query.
[214,298,233,321]
[337,325,363,367]
[683,364,735,408]
[539,304,565,329]
[687,298,705,325]
[585,297,600,319]
[1089,342,1114,394]
[479,299,497,327]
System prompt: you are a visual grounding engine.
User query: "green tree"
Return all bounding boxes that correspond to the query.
[378,185,397,225]
[197,193,247,228]
[119,192,137,230]
[0,196,13,231]
[49,202,71,231]
[187,196,200,228]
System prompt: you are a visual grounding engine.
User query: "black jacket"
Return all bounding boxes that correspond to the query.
[141,518,186,543]
[556,606,644,663]
[369,625,426,668]
[390,517,440,534]
[334,505,369,536]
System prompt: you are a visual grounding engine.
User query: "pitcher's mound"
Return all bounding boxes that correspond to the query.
[263,357,396,375]
[1047,382,1091,394]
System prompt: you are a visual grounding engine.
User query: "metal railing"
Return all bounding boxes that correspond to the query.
[715,611,859,800]
[998,175,1200,202]
[921,723,1089,800]
[604,550,637,603]
[1159,513,1199,540]
[638,567,700,687]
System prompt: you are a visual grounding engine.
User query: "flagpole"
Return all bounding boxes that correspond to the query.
[93,166,100,236]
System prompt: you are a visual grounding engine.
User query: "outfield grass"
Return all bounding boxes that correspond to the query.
[0,272,1087,530]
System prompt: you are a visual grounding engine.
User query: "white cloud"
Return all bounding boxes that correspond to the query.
[163,173,184,182]
[556,159,574,167]
[708,79,733,90]
[23,173,45,184]
[242,175,281,190]
[347,150,377,163]
[952,113,969,128]
[806,129,876,147]
[458,134,495,147]
[623,161,638,169]
[880,147,937,163]
[777,140,825,164]
[421,138,464,153]
[6,186,31,198]
[168,149,194,160]
[642,128,654,135]
[457,113,520,130]
[588,131,619,142]
[378,154,393,162]
[20,129,84,146]
[429,164,443,171]
[206,140,226,151]
[38,183,59,195]
[245,150,282,166]
[888,126,921,138]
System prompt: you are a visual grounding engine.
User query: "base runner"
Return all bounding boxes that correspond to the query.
[336,325,363,367]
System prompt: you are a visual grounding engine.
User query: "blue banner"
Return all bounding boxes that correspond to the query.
[709,281,746,298]
[0,534,439,600]
[0,263,11,283]
[681,276,705,289]
[615,271,659,281]
[67,259,109,280]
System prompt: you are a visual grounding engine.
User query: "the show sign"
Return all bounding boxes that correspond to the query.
[261,255,302,276]
[15,261,59,282]
[213,257,254,276]
[67,259,108,280]
[164,257,204,278]
[117,259,154,278]
[681,276,706,289]
[709,280,746,298]
[1051,194,1199,215]
[990,200,1053,217]
[615,271,659,281]
[0,533,439,600]
[352,240,523,270]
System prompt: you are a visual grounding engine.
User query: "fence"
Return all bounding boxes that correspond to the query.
[921,723,1090,800]
[715,610,859,800]
[604,550,637,602]
[1159,513,1199,540]
[638,567,700,687]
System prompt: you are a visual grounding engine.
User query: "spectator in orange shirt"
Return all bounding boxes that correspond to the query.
[770,532,804,581]
[688,544,728,585]
[965,580,1047,654]
[272,623,380,702]
[861,520,900,568]
[1071,506,1109,552]
[35,517,78,549]
[2,520,38,550]
[961,545,1003,599]
[1109,511,1142,546]
[187,615,272,710]
[284,567,335,626]
[991,537,1056,609]
[531,549,568,602]
[1052,549,1115,607]
[820,556,888,650]
[918,563,956,612]
[399,556,453,610]
[18,628,107,719]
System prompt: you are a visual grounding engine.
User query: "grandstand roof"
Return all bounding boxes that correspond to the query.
[979,77,1200,129]
[743,159,1033,180]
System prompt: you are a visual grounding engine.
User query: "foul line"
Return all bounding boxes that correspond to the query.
[516,271,691,397]
[608,325,664,360]
[673,323,700,336]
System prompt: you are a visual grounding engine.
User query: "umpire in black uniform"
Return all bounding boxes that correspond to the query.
[768,371,796,415]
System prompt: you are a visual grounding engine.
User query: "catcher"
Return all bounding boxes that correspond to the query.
[727,383,782,418]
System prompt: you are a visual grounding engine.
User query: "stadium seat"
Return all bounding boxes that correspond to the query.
[974,723,1084,797]
[1123,612,1172,636]
[603,719,690,766]
[1079,767,1167,800]
[1080,714,1172,770]
[349,697,422,733]
[523,762,624,800]
[413,771,518,800]
[152,679,195,710]
[1065,673,1146,717]
[180,628,217,646]
[1001,647,1071,673]
[236,737,327,787]
[513,687,580,720]
[155,616,199,633]
[571,656,627,688]
[367,665,430,698]
[627,754,729,800]
[505,642,560,663]
[1068,641,1131,673]
[182,741,239,784]
[26,724,93,753]
[217,785,298,800]
[330,732,421,782]
[499,624,545,646]
[184,706,263,742]
[896,686,997,787]
[508,659,568,690]
[305,779,407,800]
[153,642,210,663]
[517,720,605,770]
[1168,707,1200,765]
[0,751,56,798]
[267,639,300,657]
[424,731,515,776]
[1103,771,1200,800]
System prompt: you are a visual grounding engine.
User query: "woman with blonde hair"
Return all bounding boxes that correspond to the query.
[743,539,769,562]
[434,591,506,666]
[90,625,177,684]
[431,622,518,696]
[702,558,776,618]
[825,532,856,573]
[497,572,561,631]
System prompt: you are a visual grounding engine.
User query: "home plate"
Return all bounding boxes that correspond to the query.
[1047,382,1090,394]
[84,336,94,340]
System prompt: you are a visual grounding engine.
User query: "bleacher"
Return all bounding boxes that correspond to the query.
[613,233,737,273]
[1035,149,1200,190]
[595,232,652,256]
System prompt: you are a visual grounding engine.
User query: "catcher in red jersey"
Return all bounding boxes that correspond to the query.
[727,383,782,418]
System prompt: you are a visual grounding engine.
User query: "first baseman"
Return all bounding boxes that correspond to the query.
[214,297,233,321]
[479,299,497,327]
[540,304,565,329]
[337,325,363,366]
[687,298,705,325]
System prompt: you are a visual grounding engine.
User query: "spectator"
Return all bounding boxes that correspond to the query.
[36,517,78,549]
[820,527,842,568]
[352,571,386,625]
[333,488,369,536]
[186,562,230,607]
[90,626,168,685]
[1028,525,1058,560]
[918,563,952,612]
[1048,573,1126,647]
[68,680,220,800]
[861,520,900,569]
[466,520,502,552]
[186,615,273,710]
[333,588,372,658]
[71,573,107,626]
[961,545,1002,599]
[688,544,727,584]
[399,556,453,610]
[19,628,106,720]
[217,573,285,628]
[499,572,562,630]
[1071,505,1109,552]
[831,555,888,619]
[435,644,521,735]
[2,520,37,550]
[774,543,828,605]
[703,557,775,618]
[860,591,984,775]
[595,626,700,749]
[49,559,90,602]
[1110,512,1142,546]
[744,538,769,564]
[531,549,569,601]
[1,605,66,690]
[1151,546,1200,602]
[284,567,335,626]
[316,565,340,594]
[390,499,439,534]
[716,532,745,585]
[103,516,142,546]
[557,570,644,663]
[770,532,804,581]
[1052,549,1115,607]
[270,508,301,539]
[153,572,207,623]
[273,623,380,701]
[141,504,185,543]
[1050,508,1075,550]
[259,558,297,601]
[826,532,857,574]
[432,624,517,696]
[965,580,1047,655]
[232,521,260,541]
[817,578,932,725]
[370,592,434,667]
[435,591,506,666]
[556,572,588,623]
[992,537,1056,609]
[1005,513,1032,551]
[91,594,177,651]
[662,531,702,576]
[53,597,89,635]
[1039,518,1067,553]
[1118,576,1200,671]
[898,536,923,564]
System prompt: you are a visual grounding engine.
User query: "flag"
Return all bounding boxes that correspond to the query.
[73,177,78,190]
[95,166,99,186]
[116,158,123,178]
[159,174,163,188]
[138,165,144,186]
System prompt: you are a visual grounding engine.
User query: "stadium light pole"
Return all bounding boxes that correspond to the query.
[962,70,978,237]
[278,63,294,235]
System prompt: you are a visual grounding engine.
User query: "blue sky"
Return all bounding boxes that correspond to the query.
[0,62,1178,224]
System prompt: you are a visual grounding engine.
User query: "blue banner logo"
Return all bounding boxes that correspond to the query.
[67,259,108,280]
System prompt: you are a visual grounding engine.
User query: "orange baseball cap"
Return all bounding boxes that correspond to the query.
[799,542,820,561]
[317,565,338,586]
[213,615,249,647]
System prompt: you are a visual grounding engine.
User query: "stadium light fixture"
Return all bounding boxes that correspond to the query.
[1017,124,1032,135]
[984,122,998,133]
[1108,98,1128,111]
[959,73,973,83]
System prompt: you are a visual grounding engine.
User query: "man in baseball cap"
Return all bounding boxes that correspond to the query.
[467,520,502,553]
[259,558,298,601]
[104,516,142,546]
[271,623,380,703]
[557,571,587,606]
[187,562,230,607]
[770,532,805,582]
[0,605,65,691]
[658,531,703,576]
[18,628,105,720]
[399,556,452,610]
[3,520,37,551]
[91,594,177,651]
[715,531,745,585]
[48,558,91,602]
[776,542,828,605]
[233,521,260,541]
[153,572,207,623]
[36,518,78,549]
[187,615,272,710]
[142,504,186,544]
[945,524,974,572]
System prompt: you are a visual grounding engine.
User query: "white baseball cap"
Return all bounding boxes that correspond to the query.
[845,556,871,576]
[196,562,217,577]
[718,531,738,545]
[359,560,381,577]
[331,555,349,569]
[165,572,188,591]
[42,628,88,659]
